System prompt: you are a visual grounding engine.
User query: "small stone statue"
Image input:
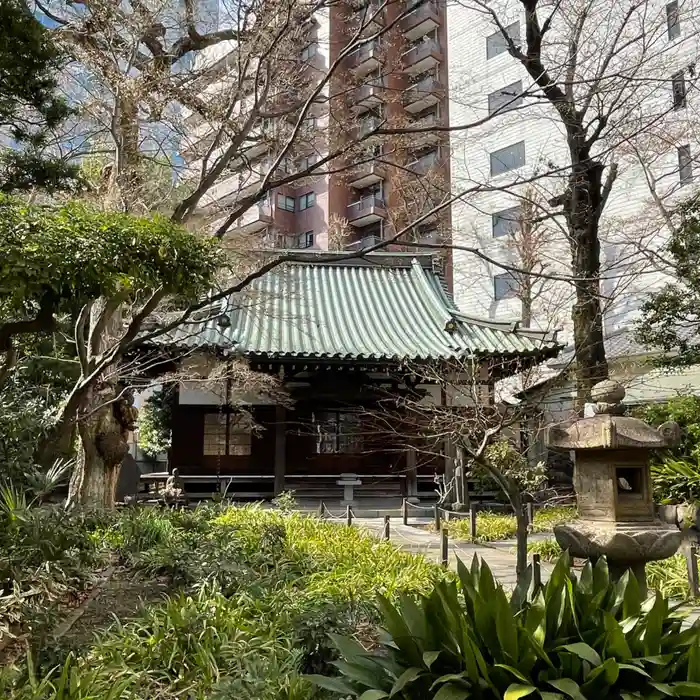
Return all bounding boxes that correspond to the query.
[164,467,184,505]
[658,420,681,447]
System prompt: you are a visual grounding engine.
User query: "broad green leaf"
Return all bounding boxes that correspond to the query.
[581,658,619,694]
[578,561,593,595]
[561,642,601,667]
[359,692,389,700]
[423,651,440,670]
[399,594,428,643]
[496,588,519,663]
[688,639,700,682]
[504,684,537,700]
[433,683,470,700]
[430,672,469,690]
[494,664,529,684]
[672,681,700,696]
[306,674,357,694]
[649,681,675,696]
[644,593,666,656]
[389,667,422,696]
[329,632,368,662]
[333,660,385,689]
[593,557,609,594]
[539,694,565,700]
[548,678,586,700]
[618,663,651,678]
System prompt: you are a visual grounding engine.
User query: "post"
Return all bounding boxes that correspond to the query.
[402,498,408,526]
[318,500,325,518]
[433,504,440,531]
[406,447,419,502]
[383,514,391,540]
[441,526,449,568]
[526,502,534,528]
[469,503,478,540]
[274,405,287,495]
[531,553,542,594]
[346,505,352,527]
[687,545,699,598]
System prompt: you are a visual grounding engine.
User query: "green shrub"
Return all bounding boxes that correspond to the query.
[647,553,698,600]
[448,506,576,543]
[651,459,700,504]
[636,395,700,464]
[312,553,700,699]
[526,537,563,562]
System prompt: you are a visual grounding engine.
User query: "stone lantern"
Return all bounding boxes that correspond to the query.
[546,380,683,592]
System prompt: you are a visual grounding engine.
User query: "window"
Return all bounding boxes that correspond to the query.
[277,194,295,211]
[297,231,314,248]
[302,115,317,130]
[678,144,693,185]
[492,205,522,237]
[486,21,520,59]
[295,153,317,173]
[301,42,318,61]
[672,71,686,109]
[488,80,524,115]
[298,192,316,210]
[667,1,680,40]
[490,141,525,176]
[314,411,363,454]
[203,413,251,456]
[494,272,519,301]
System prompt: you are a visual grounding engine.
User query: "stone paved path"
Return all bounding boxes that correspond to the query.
[355,517,553,590]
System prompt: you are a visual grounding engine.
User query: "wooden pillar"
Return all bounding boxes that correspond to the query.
[406,447,419,502]
[274,405,286,495]
[443,438,456,506]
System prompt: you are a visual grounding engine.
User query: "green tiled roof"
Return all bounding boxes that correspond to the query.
[163,256,559,361]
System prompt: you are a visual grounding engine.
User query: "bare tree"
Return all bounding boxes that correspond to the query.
[448,0,700,409]
[361,355,555,579]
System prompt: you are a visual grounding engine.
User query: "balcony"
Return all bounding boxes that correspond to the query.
[411,112,441,143]
[402,1,441,41]
[348,41,382,76]
[345,234,383,251]
[347,160,387,188]
[407,150,440,174]
[346,196,387,226]
[403,76,443,113]
[353,81,385,112]
[351,0,385,26]
[232,203,273,234]
[402,39,443,76]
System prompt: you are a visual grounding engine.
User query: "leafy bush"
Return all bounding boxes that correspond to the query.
[3,504,446,699]
[448,506,576,543]
[136,387,175,460]
[647,553,699,601]
[313,553,700,699]
[526,537,563,563]
[636,395,700,464]
[651,459,700,505]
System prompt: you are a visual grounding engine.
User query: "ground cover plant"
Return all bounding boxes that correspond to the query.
[1,503,445,699]
[313,553,700,699]
[445,506,576,543]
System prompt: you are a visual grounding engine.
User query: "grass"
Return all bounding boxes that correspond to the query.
[446,506,576,543]
[1,503,446,699]
[527,538,563,562]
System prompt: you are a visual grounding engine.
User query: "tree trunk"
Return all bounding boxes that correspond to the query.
[566,159,609,410]
[67,383,127,509]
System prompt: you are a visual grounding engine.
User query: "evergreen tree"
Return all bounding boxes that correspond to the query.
[0,0,80,193]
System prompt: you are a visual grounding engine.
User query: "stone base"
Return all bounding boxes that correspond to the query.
[554,520,683,565]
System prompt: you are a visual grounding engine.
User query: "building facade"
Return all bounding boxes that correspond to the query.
[181,0,452,263]
[447,0,700,345]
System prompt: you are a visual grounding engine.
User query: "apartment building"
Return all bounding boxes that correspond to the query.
[181,0,451,263]
[447,0,700,344]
